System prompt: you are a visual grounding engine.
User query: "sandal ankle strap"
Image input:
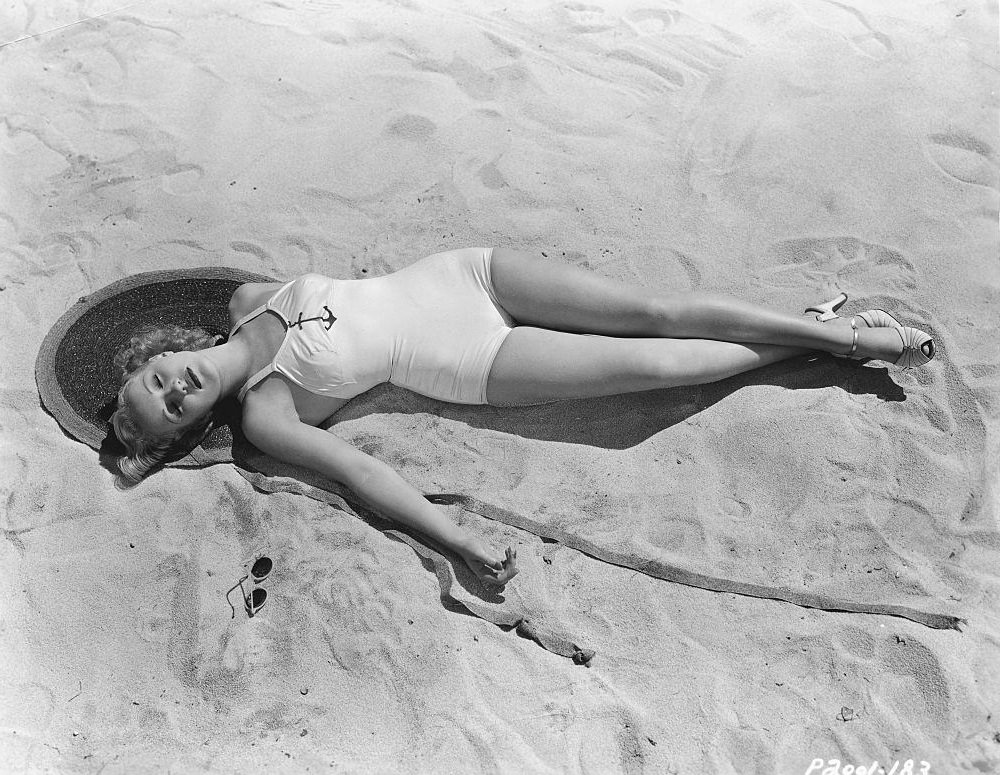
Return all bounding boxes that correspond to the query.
[847,319,860,356]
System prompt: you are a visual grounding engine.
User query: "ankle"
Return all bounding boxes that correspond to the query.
[815,314,862,356]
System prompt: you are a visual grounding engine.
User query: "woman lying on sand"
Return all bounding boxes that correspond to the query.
[111,247,934,587]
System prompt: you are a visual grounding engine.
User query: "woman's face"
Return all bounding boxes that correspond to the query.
[124,351,219,438]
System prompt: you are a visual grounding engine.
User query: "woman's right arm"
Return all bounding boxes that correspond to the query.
[241,381,518,586]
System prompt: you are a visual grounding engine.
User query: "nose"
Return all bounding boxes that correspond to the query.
[167,377,188,396]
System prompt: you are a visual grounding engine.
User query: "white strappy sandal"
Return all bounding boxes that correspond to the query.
[805,293,935,368]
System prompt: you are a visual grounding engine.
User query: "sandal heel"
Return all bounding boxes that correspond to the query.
[805,292,848,322]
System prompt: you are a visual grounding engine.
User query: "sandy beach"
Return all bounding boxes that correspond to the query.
[2,0,998,772]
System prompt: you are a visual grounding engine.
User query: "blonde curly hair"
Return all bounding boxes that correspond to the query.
[111,324,220,486]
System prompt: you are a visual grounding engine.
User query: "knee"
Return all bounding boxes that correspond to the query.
[647,293,700,337]
[643,295,677,336]
[649,292,729,337]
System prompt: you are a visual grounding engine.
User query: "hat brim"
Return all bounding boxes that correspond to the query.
[35,266,276,469]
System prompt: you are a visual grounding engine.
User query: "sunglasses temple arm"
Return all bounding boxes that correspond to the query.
[224,575,250,619]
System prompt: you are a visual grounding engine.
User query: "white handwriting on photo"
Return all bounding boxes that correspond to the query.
[804,760,930,775]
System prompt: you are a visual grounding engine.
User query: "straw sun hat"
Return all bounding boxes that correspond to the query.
[35,266,275,471]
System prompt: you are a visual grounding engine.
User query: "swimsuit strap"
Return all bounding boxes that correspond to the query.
[237,364,276,402]
[229,302,271,338]
[229,281,297,402]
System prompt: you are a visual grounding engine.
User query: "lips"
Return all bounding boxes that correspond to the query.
[186,367,202,389]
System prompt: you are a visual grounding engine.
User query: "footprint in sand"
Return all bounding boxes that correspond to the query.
[160,163,203,196]
[282,235,316,262]
[759,236,919,294]
[385,113,437,142]
[836,629,952,737]
[558,2,619,34]
[229,240,271,262]
[646,513,707,553]
[38,231,100,275]
[624,7,682,36]
[606,48,685,89]
[876,634,952,736]
[625,6,747,58]
[793,0,893,59]
[626,247,702,290]
[476,161,508,190]
[557,3,745,89]
[568,705,649,773]
[482,30,520,59]
[399,51,502,102]
[924,131,1000,191]
[608,7,747,89]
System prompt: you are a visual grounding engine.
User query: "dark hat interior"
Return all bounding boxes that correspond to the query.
[36,267,276,467]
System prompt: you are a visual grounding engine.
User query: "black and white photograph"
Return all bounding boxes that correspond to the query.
[2,0,997,772]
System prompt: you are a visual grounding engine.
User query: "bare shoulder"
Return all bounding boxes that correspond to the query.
[228,281,287,326]
[240,378,304,455]
[241,376,297,430]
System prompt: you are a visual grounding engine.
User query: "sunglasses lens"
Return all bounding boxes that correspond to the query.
[251,557,272,578]
[245,588,267,616]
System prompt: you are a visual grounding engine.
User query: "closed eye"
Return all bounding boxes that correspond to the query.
[153,373,163,389]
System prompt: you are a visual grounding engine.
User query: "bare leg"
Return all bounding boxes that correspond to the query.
[485,326,810,406]
[490,248,907,362]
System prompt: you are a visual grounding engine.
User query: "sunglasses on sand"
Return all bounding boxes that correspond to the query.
[225,556,273,619]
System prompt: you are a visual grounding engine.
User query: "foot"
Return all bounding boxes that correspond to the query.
[803,309,908,363]
[824,315,911,362]
[804,299,935,367]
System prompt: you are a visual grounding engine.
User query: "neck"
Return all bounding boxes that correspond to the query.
[202,339,255,398]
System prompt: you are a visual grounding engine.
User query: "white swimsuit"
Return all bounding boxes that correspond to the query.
[229,248,516,405]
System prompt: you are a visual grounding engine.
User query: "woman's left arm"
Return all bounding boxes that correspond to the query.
[353,463,518,586]
[243,383,517,586]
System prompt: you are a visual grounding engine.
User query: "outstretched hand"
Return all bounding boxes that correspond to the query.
[458,538,518,588]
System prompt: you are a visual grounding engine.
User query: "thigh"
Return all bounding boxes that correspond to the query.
[490,248,663,336]
[485,327,805,406]
[485,326,669,406]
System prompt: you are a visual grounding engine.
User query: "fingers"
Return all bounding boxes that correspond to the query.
[487,546,517,571]
[505,547,518,576]
[484,547,519,587]
[466,546,519,588]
